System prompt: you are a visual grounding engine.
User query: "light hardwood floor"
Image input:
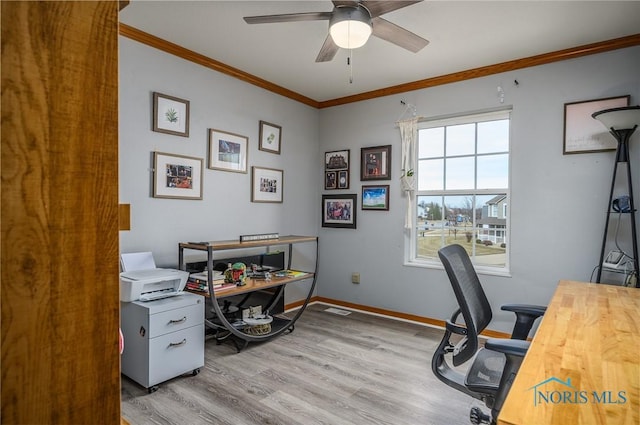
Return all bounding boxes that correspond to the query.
[121,303,478,425]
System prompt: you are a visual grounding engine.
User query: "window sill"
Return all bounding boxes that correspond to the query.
[403,259,512,278]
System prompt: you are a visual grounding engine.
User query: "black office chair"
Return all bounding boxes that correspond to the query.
[432,244,546,425]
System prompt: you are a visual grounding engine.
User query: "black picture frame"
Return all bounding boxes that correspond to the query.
[362,185,390,211]
[361,145,391,180]
[322,194,357,229]
[325,149,350,189]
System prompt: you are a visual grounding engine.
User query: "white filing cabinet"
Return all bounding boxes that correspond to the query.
[121,292,204,392]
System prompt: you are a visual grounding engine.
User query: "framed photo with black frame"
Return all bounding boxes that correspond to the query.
[563,95,630,154]
[153,151,203,200]
[361,145,391,180]
[325,149,350,190]
[362,185,390,211]
[152,92,190,137]
[322,194,357,229]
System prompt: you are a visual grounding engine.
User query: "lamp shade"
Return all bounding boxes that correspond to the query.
[329,6,372,49]
[592,105,640,130]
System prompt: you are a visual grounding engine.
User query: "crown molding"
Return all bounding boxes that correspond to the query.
[319,33,640,108]
[118,23,320,108]
[118,24,640,109]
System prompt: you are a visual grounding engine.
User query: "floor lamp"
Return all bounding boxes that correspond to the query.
[592,105,640,286]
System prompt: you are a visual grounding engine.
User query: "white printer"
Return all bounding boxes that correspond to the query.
[119,268,189,302]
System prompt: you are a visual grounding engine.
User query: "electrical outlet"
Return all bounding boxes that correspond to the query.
[351,272,360,284]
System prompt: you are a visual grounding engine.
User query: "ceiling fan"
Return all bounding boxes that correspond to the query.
[243,1,429,62]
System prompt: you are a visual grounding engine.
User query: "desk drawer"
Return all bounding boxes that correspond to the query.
[148,302,203,338]
[148,324,204,387]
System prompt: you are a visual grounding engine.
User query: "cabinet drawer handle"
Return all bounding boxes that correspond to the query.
[168,316,187,324]
[169,339,187,347]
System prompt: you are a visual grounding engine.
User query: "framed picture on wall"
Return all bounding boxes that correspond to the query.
[322,194,357,229]
[563,95,630,154]
[153,151,203,200]
[258,120,282,154]
[325,149,349,189]
[337,170,349,189]
[361,145,391,180]
[208,129,248,173]
[152,92,190,137]
[325,171,337,189]
[362,185,390,211]
[251,166,283,203]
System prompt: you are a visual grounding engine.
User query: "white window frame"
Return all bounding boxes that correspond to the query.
[404,109,512,276]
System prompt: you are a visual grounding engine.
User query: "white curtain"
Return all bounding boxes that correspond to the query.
[399,117,418,230]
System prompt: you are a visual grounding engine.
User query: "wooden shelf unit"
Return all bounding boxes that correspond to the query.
[178,235,318,351]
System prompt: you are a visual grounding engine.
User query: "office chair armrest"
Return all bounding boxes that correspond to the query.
[445,319,468,336]
[501,304,546,340]
[501,304,546,317]
[484,338,529,357]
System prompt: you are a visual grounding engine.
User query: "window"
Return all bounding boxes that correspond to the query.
[409,110,510,272]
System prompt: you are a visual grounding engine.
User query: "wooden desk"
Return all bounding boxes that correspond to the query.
[201,272,314,299]
[498,280,640,425]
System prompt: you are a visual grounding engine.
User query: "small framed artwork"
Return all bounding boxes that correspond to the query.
[152,92,190,137]
[322,194,357,229]
[259,120,282,154]
[337,170,349,189]
[325,149,350,170]
[563,95,630,154]
[251,166,283,203]
[325,149,349,189]
[153,151,203,200]
[208,129,248,173]
[361,145,391,180]
[325,171,337,189]
[362,185,390,211]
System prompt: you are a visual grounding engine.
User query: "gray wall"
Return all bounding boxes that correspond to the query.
[120,35,639,332]
[317,46,640,333]
[119,37,320,303]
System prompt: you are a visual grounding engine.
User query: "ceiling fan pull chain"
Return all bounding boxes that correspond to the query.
[348,49,353,84]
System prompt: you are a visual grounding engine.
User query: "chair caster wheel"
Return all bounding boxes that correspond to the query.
[470,407,490,424]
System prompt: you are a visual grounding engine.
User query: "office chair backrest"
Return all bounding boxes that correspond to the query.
[438,244,493,366]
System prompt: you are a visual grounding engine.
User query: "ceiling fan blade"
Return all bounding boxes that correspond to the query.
[244,12,332,24]
[361,1,423,18]
[371,17,429,53]
[332,1,359,7]
[316,35,339,62]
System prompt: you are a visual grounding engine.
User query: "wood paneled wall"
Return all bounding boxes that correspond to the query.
[1,2,121,423]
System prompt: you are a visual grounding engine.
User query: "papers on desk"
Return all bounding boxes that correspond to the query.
[273,270,308,278]
[189,270,224,281]
[120,251,156,272]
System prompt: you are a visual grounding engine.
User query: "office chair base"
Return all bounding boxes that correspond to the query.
[470,407,491,425]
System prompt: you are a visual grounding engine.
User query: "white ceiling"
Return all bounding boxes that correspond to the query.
[119,1,640,103]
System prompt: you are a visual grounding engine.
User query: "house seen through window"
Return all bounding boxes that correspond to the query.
[411,110,511,271]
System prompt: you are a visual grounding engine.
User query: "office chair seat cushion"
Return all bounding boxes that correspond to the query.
[464,348,505,394]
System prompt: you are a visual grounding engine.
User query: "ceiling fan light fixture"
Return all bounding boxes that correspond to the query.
[329,6,372,49]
